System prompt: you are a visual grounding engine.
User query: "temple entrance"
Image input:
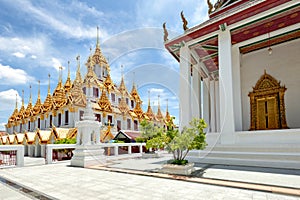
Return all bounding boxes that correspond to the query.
[249,71,288,130]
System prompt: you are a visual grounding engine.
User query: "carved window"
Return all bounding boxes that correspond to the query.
[248,71,288,130]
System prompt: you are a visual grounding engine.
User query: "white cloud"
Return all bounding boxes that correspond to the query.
[0,63,35,85]
[0,89,21,111]
[31,55,37,59]
[9,1,108,40]
[51,58,63,71]
[12,52,25,58]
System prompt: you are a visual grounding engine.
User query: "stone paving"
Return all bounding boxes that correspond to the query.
[0,162,299,200]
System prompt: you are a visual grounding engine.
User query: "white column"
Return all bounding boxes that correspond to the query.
[179,44,191,130]
[202,78,210,133]
[209,80,216,132]
[191,64,201,119]
[218,25,235,144]
[232,46,243,131]
[215,80,220,132]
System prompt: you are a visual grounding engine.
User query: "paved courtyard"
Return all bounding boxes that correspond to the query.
[0,155,300,200]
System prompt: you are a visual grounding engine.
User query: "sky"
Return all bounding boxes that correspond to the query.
[0,0,211,130]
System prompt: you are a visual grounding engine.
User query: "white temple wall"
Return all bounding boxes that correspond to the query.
[240,39,300,130]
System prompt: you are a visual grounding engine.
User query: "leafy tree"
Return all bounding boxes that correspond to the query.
[146,118,207,164]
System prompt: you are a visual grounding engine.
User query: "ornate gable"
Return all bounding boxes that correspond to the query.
[98,89,112,114]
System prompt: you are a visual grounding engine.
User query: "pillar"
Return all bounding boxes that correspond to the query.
[202,78,210,133]
[191,63,201,119]
[179,43,191,130]
[232,46,243,131]
[215,80,220,132]
[209,80,216,132]
[218,24,236,144]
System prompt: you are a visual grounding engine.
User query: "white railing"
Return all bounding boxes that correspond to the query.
[0,145,24,167]
[45,143,146,164]
[45,144,76,164]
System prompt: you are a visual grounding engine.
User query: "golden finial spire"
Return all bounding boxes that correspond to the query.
[22,89,24,106]
[76,55,80,72]
[29,85,32,104]
[38,80,41,99]
[59,66,63,83]
[48,74,51,94]
[15,93,18,109]
[67,61,70,79]
[148,90,151,107]
[96,26,100,48]
[121,65,124,77]
[166,98,169,112]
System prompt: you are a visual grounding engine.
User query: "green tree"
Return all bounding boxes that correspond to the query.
[146,118,207,164]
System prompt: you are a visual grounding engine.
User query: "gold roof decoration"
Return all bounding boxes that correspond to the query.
[36,129,53,144]
[1,135,8,145]
[98,89,112,114]
[104,72,116,93]
[17,90,26,120]
[145,91,155,120]
[33,81,43,116]
[64,61,73,93]
[51,126,77,140]
[131,83,141,103]
[133,100,145,121]
[100,122,114,143]
[24,85,34,119]
[156,95,164,122]
[118,68,131,97]
[14,132,25,144]
[165,99,172,124]
[24,131,38,144]
[52,67,67,110]
[69,55,87,108]
[43,74,53,113]
[83,51,102,88]
[92,27,110,71]
[8,134,16,144]
[7,94,19,126]
[118,93,130,115]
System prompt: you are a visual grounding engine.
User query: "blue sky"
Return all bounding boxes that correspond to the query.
[0,0,210,130]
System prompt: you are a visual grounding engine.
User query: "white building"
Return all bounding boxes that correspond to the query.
[165,0,300,169]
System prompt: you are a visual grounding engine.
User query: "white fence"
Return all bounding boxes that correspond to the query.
[45,143,146,164]
[0,145,24,167]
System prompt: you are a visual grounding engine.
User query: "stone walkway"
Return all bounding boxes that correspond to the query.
[0,154,299,199]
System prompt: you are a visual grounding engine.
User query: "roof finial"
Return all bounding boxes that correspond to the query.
[158,95,160,107]
[67,61,70,79]
[22,89,24,106]
[29,85,32,104]
[181,11,188,31]
[166,98,169,112]
[38,80,41,99]
[121,65,124,77]
[48,74,51,94]
[132,72,136,86]
[96,26,100,48]
[15,93,18,109]
[148,90,151,107]
[59,66,63,83]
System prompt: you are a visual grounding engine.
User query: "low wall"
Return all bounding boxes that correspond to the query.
[0,145,24,167]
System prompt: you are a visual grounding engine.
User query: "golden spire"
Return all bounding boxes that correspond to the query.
[133,99,144,121]
[75,55,82,83]
[33,80,43,116]
[48,74,51,94]
[98,89,112,114]
[96,26,100,48]
[145,90,154,120]
[29,85,32,104]
[38,80,40,99]
[156,95,164,122]
[59,66,63,83]
[104,71,114,93]
[22,89,24,107]
[131,82,141,103]
[165,98,171,123]
[15,93,18,109]
[118,92,130,114]
[64,61,72,93]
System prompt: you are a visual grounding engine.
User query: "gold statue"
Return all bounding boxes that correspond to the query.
[181,11,188,31]
[207,0,214,14]
[163,22,168,42]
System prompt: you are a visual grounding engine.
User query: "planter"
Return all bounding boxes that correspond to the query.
[142,152,159,158]
[160,162,195,175]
